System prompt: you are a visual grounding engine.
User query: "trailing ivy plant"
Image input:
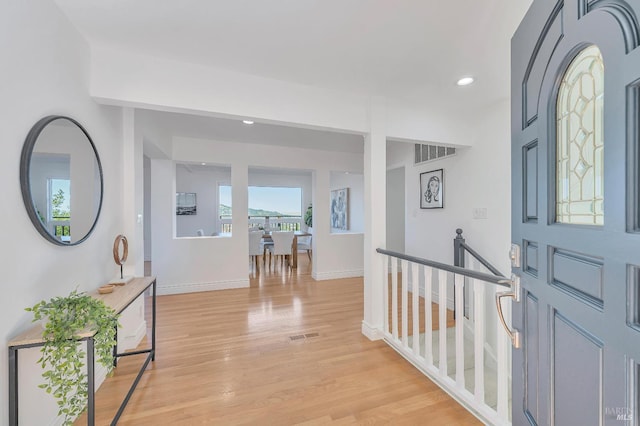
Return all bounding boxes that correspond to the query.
[26,289,119,425]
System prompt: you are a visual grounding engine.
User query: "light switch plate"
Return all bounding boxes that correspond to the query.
[473,207,488,219]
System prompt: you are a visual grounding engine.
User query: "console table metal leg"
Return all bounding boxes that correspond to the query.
[9,347,18,426]
[87,337,95,426]
[151,279,156,361]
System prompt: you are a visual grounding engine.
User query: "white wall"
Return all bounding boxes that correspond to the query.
[175,164,231,237]
[90,47,478,148]
[401,101,511,273]
[0,1,133,424]
[395,100,512,352]
[386,167,405,252]
[144,155,152,261]
[329,171,364,233]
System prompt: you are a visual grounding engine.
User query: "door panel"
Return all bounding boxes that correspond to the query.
[512,0,640,424]
[524,240,539,276]
[522,2,564,128]
[524,293,540,423]
[524,141,539,222]
[552,311,603,426]
[549,247,604,308]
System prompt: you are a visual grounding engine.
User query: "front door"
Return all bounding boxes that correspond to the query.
[512,0,640,424]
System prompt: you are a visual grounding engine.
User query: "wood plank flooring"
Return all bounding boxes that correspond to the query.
[78,257,479,425]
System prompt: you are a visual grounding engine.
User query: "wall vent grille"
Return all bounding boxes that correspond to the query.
[414,144,456,165]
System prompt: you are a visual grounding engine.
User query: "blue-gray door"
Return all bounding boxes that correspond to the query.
[512,0,640,424]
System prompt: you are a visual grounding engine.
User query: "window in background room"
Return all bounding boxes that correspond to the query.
[248,186,302,232]
[218,184,233,233]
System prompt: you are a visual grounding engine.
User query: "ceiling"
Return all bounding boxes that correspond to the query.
[55,0,532,109]
[139,109,364,153]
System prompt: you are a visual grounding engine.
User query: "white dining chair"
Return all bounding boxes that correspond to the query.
[296,235,312,261]
[248,231,264,271]
[267,231,294,269]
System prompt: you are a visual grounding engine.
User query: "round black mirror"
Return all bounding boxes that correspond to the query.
[20,116,103,245]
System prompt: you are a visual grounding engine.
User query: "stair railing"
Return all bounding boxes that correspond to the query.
[376,229,519,425]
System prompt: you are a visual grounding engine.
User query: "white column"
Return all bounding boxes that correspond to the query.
[232,162,249,258]
[362,98,386,340]
[122,107,144,277]
[311,169,330,279]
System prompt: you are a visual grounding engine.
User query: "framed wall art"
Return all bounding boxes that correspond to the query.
[420,169,443,209]
[176,192,197,215]
[330,188,349,230]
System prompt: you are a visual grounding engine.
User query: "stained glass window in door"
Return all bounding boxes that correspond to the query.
[556,45,604,225]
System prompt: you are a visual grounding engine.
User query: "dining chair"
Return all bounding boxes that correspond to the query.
[296,235,312,261]
[248,231,264,271]
[267,231,294,269]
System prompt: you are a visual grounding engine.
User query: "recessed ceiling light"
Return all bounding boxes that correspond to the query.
[456,77,474,86]
[242,120,254,125]
[201,163,206,166]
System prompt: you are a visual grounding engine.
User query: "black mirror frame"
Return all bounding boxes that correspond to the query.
[20,115,104,246]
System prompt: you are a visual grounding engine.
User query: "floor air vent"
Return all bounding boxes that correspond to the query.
[289,333,319,341]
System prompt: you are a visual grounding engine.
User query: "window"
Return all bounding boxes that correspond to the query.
[48,178,70,221]
[248,186,301,217]
[556,45,604,225]
[219,185,303,232]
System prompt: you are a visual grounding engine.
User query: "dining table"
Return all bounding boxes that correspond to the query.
[262,230,311,269]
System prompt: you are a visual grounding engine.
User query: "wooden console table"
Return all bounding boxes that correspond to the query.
[8,276,157,426]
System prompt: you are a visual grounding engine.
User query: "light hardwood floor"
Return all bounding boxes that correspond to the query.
[78,257,479,425]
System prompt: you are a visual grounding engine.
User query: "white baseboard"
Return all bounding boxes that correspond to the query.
[157,279,249,295]
[119,320,147,352]
[361,321,383,341]
[312,269,364,280]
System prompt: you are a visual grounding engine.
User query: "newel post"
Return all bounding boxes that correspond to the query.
[454,228,465,268]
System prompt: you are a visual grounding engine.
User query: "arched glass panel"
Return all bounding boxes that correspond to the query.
[556,45,604,225]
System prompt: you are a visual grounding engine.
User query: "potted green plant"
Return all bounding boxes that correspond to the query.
[304,204,313,232]
[26,289,119,425]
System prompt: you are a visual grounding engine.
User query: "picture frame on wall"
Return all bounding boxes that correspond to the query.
[330,188,349,230]
[420,169,443,209]
[176,192,197,215]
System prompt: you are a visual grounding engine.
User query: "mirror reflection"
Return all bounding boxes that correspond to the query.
[21,116,103,245]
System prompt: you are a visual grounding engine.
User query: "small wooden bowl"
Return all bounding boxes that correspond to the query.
[98,285,115,294]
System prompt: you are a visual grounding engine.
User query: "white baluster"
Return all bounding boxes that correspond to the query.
[424,266,433,365]
[473,278,486,404]
[496,287,509,420]
[401,260,409,348]
[454,273,465,388]
[438,270,448,376]
[412,262,420,357]
[391,258,398,340]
